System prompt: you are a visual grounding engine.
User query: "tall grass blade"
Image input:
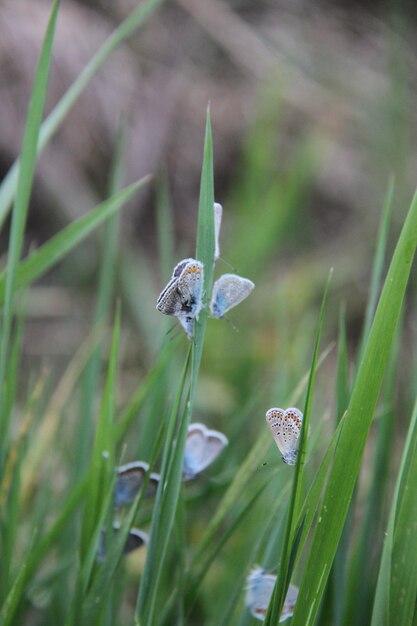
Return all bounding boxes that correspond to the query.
[357,178,394,364]
[291,188,417,626]
[371,395,417,626]
[135,349,191,625]
[0,0,60,463]
[264,270,332,625]
[136,108,214,626]
[79,123,127,473]
[0,0,165,229]
[0,177,150,305]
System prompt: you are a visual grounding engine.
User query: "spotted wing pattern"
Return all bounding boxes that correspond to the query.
[156,258,204,338]
[265,407,303,466]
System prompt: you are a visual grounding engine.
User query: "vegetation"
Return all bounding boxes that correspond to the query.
[1,2,417,625]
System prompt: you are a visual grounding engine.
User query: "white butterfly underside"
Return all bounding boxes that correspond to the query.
[245,566,299,622]
[210,273,255,319]
[265,407,303,466]
[214,202,223,261]
[156,258,204,338]
[183,422,228,480]
[114,461,160,508]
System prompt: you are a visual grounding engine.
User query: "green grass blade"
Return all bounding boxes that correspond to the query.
[371,394,417,626]
[291,188,417,626]
[79,123,127,473]
[192,107,215,390]
[357,178,394,364]
[114,341,178,443]
[387,396,417,625]
[264,270,332,625]
[0,177,150,305]
[0,0,60,459]
[192,345,333,570]
[0,0,164,230]
[0,534,37,626]
[81,310,120,562]
[135,349,191,625]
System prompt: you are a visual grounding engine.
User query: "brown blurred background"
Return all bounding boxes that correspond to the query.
[1,0,417,372]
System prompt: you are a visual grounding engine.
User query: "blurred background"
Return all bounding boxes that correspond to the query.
[2,0,417,373]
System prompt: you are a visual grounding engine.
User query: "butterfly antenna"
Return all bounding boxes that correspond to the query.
[218,255,238,272]
[224,315,240,333]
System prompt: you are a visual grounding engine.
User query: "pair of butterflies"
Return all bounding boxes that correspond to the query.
[114,423,228,508]
[156,202,254,338]
[266,407,303,466]
[156,258,254,339]
[246,567,299,622]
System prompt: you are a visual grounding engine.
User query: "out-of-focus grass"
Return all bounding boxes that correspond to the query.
[2,3,417,626]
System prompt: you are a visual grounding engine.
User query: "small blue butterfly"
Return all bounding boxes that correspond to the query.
[210,274,254,319]
[245,566,298,622]
[183,423,228,481]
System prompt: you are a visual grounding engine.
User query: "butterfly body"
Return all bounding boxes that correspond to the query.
[156,258,204,338]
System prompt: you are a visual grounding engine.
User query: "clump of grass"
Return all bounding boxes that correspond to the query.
[2,3,417,626]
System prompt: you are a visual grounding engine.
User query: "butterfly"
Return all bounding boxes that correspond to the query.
[214,202,223,261]
[265,407,303,466]
[245,566,299,622]
[114,461,160,508]
[97,523,148,563]
[210,274,254,319]
[156,258,204,338]
[183,422,228,481]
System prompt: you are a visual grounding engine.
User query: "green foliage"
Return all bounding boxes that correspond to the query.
[2,3,417,626]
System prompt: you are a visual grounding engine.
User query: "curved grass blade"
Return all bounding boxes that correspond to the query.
[0,177,150,305]
[136,108,215,626]
[0,0,165,229]
[0,0,60,462]
[372,394,417,626]
[135,349,191,626]
[264,270,332,626]
[291,188,417,626]
[357,178,394,365]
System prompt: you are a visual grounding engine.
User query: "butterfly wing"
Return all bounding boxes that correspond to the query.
[183,423,228,480]
[123,528,149,555]
[156,275,183,315]
[281,584,299,622]
[210,274,254,318]
[214,202,223,261]
[245,567,276,620]
[156,258,202,317]
[115,461,160,507]
[177,313,194,339]
[177,260,204,318]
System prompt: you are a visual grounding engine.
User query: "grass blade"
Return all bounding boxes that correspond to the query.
[136,108,215,626]
[264,270,332,625]
[291,188,417,626]
[0,0,164,229]
[0,0,60,461]
[0,177,150,305]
